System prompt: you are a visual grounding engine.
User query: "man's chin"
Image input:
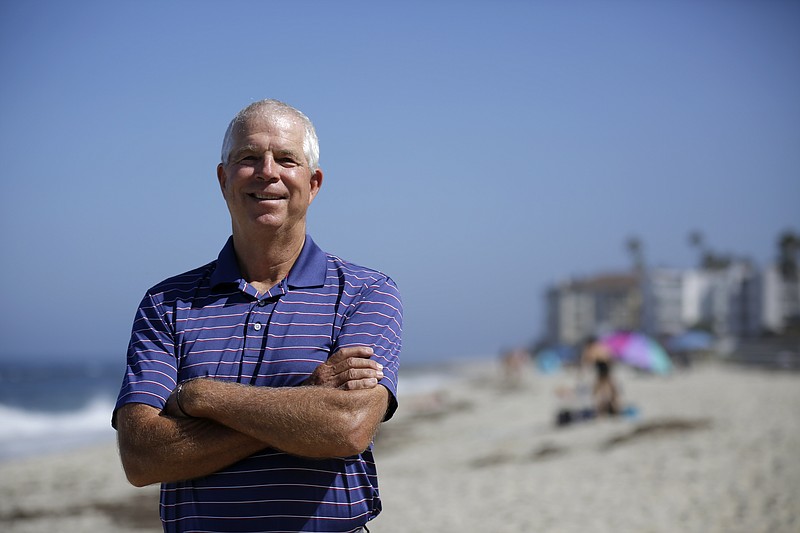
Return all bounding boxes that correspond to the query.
[241,216,306,236]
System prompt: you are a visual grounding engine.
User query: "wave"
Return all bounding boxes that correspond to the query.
[0,368,460,461]
[0,397,117,461]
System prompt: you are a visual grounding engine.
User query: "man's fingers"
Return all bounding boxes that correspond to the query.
[339,377,380,391]
[340,366,384,382]
[328,345,374,364]
[332,357,382,376]
[305,346,383,388]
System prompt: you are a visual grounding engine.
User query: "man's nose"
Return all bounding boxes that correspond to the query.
[257,155,280,180]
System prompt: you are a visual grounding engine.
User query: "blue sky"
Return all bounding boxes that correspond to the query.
[1,0,798,365]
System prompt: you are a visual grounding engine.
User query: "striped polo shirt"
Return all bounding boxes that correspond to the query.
[114,235,402,533]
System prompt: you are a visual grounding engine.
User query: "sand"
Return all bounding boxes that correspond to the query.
[1,360,798,533]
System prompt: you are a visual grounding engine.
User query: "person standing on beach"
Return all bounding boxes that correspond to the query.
[112,99,402,533]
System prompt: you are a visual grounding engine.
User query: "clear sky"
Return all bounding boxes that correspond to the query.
[1,0,798,365]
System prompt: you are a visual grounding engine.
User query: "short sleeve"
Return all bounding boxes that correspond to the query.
[111,290,179,428]
[335,276,402,420]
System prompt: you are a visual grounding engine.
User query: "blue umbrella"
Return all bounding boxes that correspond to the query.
[667,330,714,352]
[535,345,577,373]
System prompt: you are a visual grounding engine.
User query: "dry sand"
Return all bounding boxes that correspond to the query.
[1,360,798,532]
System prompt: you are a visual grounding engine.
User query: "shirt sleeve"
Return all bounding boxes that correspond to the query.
[335,275,403,420]
[111,290,179,428]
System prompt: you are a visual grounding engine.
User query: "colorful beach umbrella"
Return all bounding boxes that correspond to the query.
[600,332,672,374]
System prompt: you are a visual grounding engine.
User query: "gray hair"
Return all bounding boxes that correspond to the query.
[220,99,320,171]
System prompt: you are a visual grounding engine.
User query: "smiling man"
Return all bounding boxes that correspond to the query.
[113,99,402,533]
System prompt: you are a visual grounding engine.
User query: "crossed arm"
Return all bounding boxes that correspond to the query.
[116,347,388,487]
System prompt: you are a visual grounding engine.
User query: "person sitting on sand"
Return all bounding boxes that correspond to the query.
[581,336,619,416]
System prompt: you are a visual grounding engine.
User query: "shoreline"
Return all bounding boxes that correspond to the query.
[2,359,798,532]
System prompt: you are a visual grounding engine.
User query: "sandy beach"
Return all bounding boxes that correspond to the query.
[1,359,798,533]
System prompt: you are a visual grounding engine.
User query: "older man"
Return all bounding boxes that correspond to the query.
[113,99,402,532]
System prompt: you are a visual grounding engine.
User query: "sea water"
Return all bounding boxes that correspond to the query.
[0,357,460,462]
[0,359,123,461]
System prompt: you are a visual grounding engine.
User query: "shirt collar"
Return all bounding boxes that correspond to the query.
[209,236,240,288]
[287,235,328,288]
[210,235,327,290]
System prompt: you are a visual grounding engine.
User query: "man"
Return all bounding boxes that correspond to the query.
[113,99,402,533]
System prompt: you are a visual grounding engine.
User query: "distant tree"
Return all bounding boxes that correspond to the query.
[688,230,704,251]
[688,320,715,334]
[778,230,799,281]
[626,236,644,273]
[688,230,706,267]
[775,229,800,338]
[687,229,730,271]
[703,254,732,271]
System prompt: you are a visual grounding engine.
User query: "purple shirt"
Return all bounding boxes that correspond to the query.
[114,236,402,532]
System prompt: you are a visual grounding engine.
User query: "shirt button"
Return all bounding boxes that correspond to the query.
[253,322,263,331]
[258,300,268,307]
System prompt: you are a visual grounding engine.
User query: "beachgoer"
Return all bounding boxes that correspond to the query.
[581,336,619,416]
[501,347,529,387]
[112,99,402,532]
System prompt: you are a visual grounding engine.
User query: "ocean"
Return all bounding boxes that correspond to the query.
[0,357,460,462]
[0,359,123,461]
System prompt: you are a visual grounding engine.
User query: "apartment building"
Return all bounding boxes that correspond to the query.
[544,260,793,346]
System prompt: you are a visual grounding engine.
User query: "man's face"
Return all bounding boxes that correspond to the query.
[217,114,322,238]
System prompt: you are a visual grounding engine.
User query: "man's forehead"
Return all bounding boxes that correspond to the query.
[232,114,304,147]
[238,112,301,134]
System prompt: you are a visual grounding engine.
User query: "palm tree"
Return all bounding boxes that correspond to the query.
[688,230,705,268]
[776,230,800,336]
[626,236,644,274]
[688,230,730,270]
[688,230,704,251]
[778,230,799,281]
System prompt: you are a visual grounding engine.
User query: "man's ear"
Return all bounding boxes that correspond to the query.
[308,168,324,204]
[217,163,228,195]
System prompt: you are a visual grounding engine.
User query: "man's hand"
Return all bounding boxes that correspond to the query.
[304,346,383,390]
[163,383,192,418]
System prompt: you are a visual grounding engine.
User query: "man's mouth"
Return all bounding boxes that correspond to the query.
[249,193,287,201]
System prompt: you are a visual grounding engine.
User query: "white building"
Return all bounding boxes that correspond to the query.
[545,273,640,345]
[642,268,684,337]
[545,259,785,346]
[760,264,800,334]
